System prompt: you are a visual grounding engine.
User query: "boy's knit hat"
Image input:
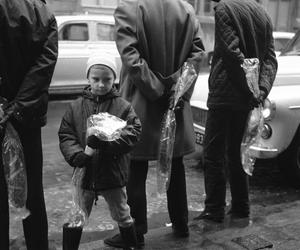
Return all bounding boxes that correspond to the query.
[86,54,117,79]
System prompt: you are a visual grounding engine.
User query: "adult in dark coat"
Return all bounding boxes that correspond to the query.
[194,0,278,223]
[105,0,205,248]
[0,0,58,249]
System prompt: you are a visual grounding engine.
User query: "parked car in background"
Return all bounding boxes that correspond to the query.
[50,14,121,95]
[202,28,295,67]
[191,29,300,187]
[273,31,295,57]
[51,14,213,95]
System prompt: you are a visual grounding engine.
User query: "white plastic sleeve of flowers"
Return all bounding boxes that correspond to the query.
[240,58,264,176]
[157,62,197,195]
[86,112,127,141]
[67,167,90,227]
[241,105,264,176]
[2,121,30,219]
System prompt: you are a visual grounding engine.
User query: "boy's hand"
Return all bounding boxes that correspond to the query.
[87,135,100,149]
[72,152,91,168]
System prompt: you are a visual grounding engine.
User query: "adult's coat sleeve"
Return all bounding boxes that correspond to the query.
[114,0,165,101]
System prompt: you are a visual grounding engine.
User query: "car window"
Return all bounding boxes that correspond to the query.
[274,38,291,52]
[59,23,89,41]
[96,23,115,41]
[282,31,300,55]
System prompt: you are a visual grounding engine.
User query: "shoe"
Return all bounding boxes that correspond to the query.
[104,233,123,248]
[193,210,224,223]
[137,234,145,247]
[172,224,189,238]
[227,209,249,219]
[104,233,145,249]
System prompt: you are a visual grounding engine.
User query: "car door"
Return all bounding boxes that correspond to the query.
[51,20,93,94]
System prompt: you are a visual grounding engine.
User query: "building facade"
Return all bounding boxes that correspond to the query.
[48,0,300,31]
[195,0,300,32]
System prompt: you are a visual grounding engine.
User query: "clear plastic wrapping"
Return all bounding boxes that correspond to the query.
[86,112,127,141]
[2,122,29,219]
[157,62,197,194]
[66,167,90,228]
[66,112,126,228]
[241,58,260,99]
[240,58,264,176]
[156,110,176,194]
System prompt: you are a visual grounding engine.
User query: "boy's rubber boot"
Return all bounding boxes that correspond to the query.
[119,223,138,250]
[62,223,83,250]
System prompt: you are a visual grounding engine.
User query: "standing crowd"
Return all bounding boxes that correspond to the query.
[0,0,277,250]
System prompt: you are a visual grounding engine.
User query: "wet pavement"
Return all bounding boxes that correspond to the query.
[9,100,300,249]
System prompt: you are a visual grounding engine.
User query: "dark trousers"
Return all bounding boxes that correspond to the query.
[203,108,250,214]
[0,122,48,250]
[126,157,188,235]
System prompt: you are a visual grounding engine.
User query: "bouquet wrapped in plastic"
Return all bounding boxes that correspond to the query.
[1,121,29,219]
[86,112,127,140]
[240,58,264,176]
[0,99,29,219]
[66,167,89,228]
[157,62,197,194]
[66,112,127,228]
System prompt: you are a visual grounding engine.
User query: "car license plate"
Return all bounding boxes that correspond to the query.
[195,131,204,145]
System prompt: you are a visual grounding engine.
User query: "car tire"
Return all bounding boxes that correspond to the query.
[278,128,300,188]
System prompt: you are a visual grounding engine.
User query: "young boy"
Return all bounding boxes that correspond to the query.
[58,54,142,250]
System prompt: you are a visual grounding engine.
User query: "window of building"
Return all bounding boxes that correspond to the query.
[82,0,97,6]
[96,23,115,41]
[82,0,119,7]
[100,0,119,7]
[186,0,196,8]
[204,0,211,13]
[268,0,291,31]
[58,23,89,41]
[274,38,291,52]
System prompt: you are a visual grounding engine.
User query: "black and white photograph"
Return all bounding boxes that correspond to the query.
[1,0,300,249]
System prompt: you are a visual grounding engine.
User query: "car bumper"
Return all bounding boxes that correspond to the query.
[194,123,279,159]
[248,145,279,159]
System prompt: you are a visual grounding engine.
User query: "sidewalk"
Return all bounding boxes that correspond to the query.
[58,199,300,250]
[9,154,300,249]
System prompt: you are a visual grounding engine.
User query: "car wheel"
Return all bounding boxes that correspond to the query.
[278,129,300,188]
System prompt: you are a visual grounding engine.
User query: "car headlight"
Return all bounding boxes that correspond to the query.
[262,98,276,121]
[261,123,272,139]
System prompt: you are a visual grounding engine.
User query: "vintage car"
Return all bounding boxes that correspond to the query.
[191,29,300,187]
[273,31,295,57]
[204,30,295,66]
[50,14,121,95]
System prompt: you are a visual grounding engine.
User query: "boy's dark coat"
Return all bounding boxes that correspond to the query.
[58,88,142,190]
